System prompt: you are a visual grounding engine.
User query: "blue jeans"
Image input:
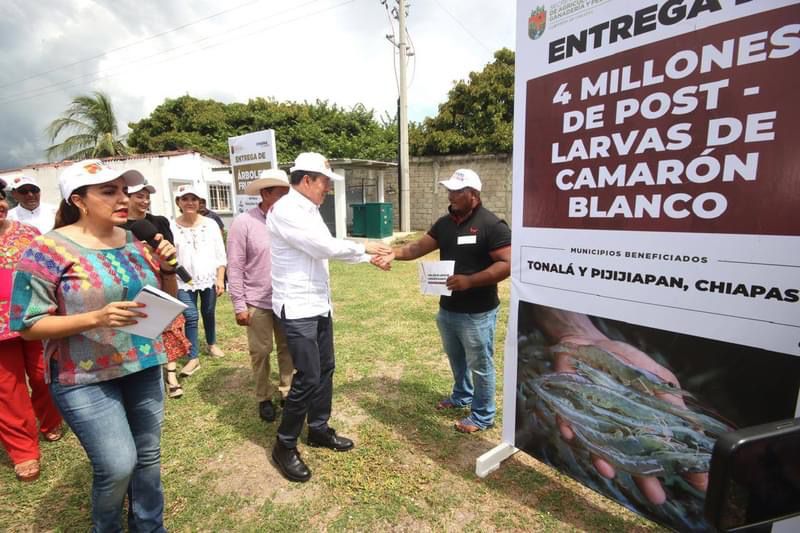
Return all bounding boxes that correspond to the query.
[436,306,499,429]
[49,364,165,533]
[177,287,217,359]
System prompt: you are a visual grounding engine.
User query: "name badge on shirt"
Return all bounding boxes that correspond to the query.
[457,235,477,245]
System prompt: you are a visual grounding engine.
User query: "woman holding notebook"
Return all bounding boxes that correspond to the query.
[10,159,177,533]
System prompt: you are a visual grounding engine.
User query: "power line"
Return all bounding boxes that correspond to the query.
[383,1,416,91]
[382,0,400,93]
[0,0,266,90]
[405,25,417,88]
[431,0,492,54]
[0,0,351,106]
[0,0,328,102]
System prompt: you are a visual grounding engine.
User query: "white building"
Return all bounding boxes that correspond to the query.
[0,150,234,226]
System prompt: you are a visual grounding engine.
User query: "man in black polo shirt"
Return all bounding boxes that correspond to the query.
[381,169,511,433]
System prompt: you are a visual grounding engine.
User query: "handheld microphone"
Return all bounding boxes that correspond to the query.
[129,219,193,284]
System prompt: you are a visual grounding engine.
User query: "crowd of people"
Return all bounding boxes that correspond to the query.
[0,154,511,531]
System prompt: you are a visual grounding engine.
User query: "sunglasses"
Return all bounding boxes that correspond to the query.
[16,187,40,195]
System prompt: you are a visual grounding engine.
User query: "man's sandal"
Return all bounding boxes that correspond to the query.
[14,459,40,482]
[166,370,184,399]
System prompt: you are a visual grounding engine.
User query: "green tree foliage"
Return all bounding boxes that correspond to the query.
[410,48,514,156]
[45,91,129,161]
[127,96,397,162]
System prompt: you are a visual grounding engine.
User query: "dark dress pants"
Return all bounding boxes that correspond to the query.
[276,312,335,448]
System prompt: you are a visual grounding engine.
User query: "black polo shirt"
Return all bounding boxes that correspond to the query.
[428,204,511,314]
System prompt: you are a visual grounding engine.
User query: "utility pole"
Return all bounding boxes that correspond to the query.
[397,0,411,232]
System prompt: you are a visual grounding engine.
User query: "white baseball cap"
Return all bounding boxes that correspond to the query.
[244,168,290,196]
[9,175,40,191]
[290,152,344,181]
[128,182,156,195]
[59,160,144,204]
[439,168,482,192]
[173,183,206,201]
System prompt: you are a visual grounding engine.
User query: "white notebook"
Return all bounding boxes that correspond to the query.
[116,285,188,339]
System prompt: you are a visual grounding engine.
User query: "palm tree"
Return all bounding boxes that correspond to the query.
[45,91,129,161]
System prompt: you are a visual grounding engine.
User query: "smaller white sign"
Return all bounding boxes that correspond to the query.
[228,129,278,215]
[418,261,455,296]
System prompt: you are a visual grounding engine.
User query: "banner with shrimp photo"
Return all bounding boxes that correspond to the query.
[507,1,800,531]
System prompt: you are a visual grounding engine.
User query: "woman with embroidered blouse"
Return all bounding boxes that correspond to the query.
[170,184,227,377]
[0,186,63,483]
[10,160,178,532]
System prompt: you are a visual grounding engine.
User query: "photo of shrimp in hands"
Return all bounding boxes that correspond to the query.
[515,303,800,532]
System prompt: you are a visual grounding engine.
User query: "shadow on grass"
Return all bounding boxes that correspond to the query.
[336,375,637,531]
[194,365,278,451]
[33,461,94,531]
[190,362,641,530]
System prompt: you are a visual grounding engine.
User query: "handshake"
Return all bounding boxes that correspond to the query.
[365,242,394,271]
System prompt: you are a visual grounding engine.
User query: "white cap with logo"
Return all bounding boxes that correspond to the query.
[173,183,207,201]
[290,152,344,181]
[128,182,156,195]
[9,175,40,191]
[439,168,482,192]
[59,160,144,204]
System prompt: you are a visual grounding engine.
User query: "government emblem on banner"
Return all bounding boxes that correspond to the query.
[528,7,546,40]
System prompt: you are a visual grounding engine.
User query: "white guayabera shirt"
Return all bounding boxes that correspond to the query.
[8,203,57,234]
[267,187,370,320]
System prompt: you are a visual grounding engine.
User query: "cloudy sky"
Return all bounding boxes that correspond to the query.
[0,0,515,169]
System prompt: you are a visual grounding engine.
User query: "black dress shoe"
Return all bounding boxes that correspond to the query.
[271,441,311,482]
[259,400,276,422]
[307,427,354,451]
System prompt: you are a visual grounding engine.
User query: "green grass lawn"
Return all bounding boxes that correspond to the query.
[0,243,666,532]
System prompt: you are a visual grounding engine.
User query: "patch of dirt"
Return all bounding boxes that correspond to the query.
[365,517,438,533]
[374,360,404,382]
[215,367,252,394]
[219,335,249,355]
[369,360,405,401]
[307,505,345,530]
[205,440,322,516]
[331,401,370,431]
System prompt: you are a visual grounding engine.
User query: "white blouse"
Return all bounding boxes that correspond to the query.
[170,216,227,291]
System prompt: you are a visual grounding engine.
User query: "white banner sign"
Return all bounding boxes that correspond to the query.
[507,1,800,530]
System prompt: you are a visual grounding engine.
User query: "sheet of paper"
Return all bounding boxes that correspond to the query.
[117,285,188,339]
[418,261,455,296]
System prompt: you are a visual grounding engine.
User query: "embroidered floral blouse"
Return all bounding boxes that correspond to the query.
[170,216,227,291]
[10,231,167,385]
[1,221,40,342]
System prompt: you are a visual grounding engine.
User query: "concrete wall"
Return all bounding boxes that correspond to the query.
[341,154,512,233]
[335,167,397,231]
[407,153,513,230]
